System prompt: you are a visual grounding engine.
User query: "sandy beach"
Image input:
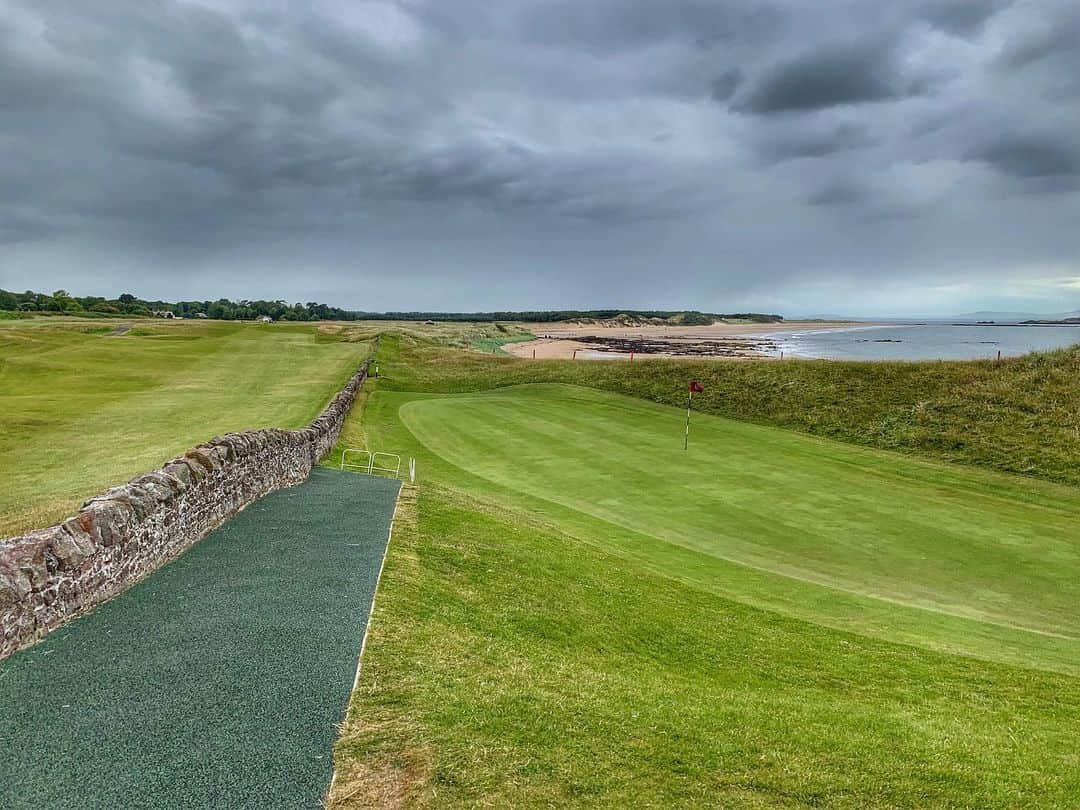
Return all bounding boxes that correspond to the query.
[506,321,867,360]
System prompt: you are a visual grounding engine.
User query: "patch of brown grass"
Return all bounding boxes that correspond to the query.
[327,740,432,809]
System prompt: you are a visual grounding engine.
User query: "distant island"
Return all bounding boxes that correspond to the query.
[1020,317,1080,325]
[952,310,1080,324]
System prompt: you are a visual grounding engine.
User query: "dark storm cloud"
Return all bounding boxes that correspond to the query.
[733,39,936,115]
[0,0,1078,315]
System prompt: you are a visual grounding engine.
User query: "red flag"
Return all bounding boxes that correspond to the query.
[689,380,704,393]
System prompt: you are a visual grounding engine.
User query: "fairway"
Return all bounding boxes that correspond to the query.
[0,319,372,536]
[399,384,1080,672]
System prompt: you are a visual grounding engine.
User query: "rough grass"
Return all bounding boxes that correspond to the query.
[331,337,1080,807]
[379,334,1080,488]
[308,319,534,348]
[468,331,536,355]
[0,319,372,536]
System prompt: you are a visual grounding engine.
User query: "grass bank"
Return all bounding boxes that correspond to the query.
[330,336,1080,807]
[0,319,373,536]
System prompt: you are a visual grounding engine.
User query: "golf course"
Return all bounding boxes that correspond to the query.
[7,1,1080,803]
[3,320,1079,807]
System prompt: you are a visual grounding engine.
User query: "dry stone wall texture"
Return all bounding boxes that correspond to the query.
[0,360,370,661]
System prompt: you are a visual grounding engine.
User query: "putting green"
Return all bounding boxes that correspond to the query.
[399,384,1080,672]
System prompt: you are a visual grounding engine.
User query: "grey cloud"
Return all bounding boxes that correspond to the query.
[0,0,1079,316]
[0,212,59,245]
[709,69,744,102]
[734,40,934,115]
[754,122,877,163]
[917,0,1013,36]
[996,7,1080,69]
[500,0,783,55]
[972,135,1080,178]
[807,179,868,207]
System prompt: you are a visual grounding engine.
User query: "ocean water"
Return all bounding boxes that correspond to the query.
[764,324,1080,361]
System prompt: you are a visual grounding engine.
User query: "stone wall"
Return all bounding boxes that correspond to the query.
[0,359,370,662]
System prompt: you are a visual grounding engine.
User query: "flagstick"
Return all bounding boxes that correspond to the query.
[684,389,693,450]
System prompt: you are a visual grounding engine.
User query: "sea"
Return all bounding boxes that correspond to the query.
[761,323,1080,361]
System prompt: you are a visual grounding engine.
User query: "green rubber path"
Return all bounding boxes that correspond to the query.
[0,468,401,809]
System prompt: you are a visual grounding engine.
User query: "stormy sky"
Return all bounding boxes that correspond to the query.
[2,0,1080,315]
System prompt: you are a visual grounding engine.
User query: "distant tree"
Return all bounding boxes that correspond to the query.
[54,291,82,312]
[208,299,234,320]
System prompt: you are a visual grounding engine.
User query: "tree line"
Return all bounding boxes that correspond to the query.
[0,289,783,324]
[0,289,357,322]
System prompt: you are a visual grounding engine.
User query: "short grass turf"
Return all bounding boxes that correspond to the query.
[396,384,1080,674]
[0,319,373,537]
[0,468,400,809]
[329,351,1080,807]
